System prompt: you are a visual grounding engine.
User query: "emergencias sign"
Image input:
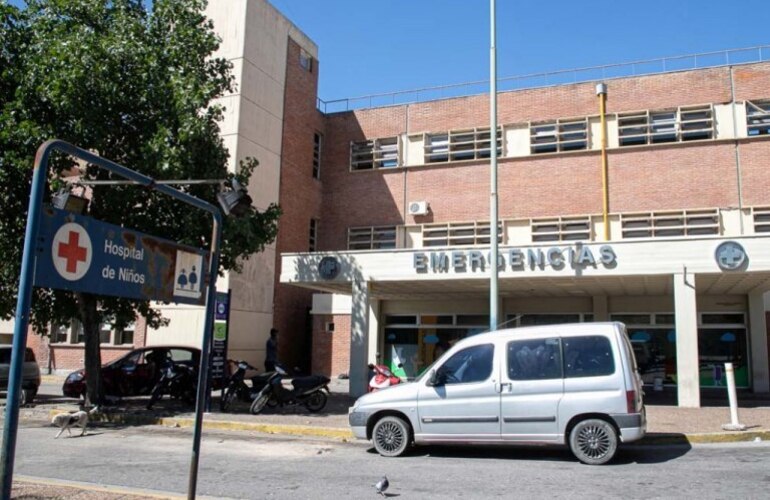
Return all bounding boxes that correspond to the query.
[414,245,617,273]
[34,206,209,305]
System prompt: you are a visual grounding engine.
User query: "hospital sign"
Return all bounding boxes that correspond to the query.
[34,206,209,305]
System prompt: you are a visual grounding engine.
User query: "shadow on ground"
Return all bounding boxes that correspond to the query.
[375,439,691,464]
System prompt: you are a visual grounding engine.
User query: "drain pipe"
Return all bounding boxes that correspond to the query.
[597,83,610,240]
[729,67,745,234]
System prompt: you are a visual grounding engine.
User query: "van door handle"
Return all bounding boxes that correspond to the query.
[496,382,511,393]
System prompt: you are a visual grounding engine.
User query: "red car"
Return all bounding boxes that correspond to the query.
[62,346,202,399]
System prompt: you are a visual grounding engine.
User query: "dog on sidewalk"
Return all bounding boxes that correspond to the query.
[52,406,99,438]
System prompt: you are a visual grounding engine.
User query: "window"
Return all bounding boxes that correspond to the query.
[611,314,653,325]
[701,313,745,325]
[115,324,135,345]
[620,209,719,238]
[424,127,502,163]
[563,336,615,378]
[312,132,322,179]
[531,216,591,242]
[618,105,714,146]
[746,100,770,136]
[422,221,502,247]
[508,338,562,380]
[309,218,318,252]
[530,118,588,154]
[752,206,770,233]
[299,48,313,72]
[347,226,397,250]
[519,314,581,326]
[436,344,494,384]
[51,324,69,344]
[170,348,194,363]
[99,323,112,344]
[350,137,399,170]
[72,322,85,344]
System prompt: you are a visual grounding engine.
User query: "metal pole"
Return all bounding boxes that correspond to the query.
[188,216,221,499]
[489,0,499,332]
[722,362,746,431]
[0,145,50,499]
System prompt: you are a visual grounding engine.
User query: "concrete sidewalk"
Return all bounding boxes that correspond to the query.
[15,378,770,445]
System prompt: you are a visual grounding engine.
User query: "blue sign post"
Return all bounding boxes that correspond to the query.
[0,140,222,500]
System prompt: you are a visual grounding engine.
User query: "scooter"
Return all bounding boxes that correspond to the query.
[219,360,273,412]
[368,363,403,392]
[147,358,197,410]
[250,364,330,414]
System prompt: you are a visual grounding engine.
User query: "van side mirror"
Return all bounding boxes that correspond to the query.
[427,369,444,387]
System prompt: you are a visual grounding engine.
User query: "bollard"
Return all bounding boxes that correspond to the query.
[721,362,746,431]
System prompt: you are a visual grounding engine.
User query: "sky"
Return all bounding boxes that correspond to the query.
[7,0,770,104]
[267,0,770,102]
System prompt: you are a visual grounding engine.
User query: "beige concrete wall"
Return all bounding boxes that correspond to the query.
[150,1,318,362]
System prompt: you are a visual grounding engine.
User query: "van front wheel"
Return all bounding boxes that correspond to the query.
[372,415,411,457]
[569,418,617,465]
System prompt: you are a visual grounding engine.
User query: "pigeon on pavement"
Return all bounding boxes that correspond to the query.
[374,476,389,496]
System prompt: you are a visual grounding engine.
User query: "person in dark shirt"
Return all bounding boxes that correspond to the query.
[265,328,278,372]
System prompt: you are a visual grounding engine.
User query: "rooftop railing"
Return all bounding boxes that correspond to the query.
[317,45,770,114]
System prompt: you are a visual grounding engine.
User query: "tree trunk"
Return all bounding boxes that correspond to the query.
[76,292,104,406]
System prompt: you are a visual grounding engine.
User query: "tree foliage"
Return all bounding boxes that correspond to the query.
[0,0,280,404]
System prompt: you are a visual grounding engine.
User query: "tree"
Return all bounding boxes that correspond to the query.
[0,0,280,405]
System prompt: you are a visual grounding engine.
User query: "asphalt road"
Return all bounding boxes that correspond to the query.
[8,420,770,499]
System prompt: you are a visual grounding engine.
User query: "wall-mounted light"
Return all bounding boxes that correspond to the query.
[217,179,253,217]
[52,188,89,214]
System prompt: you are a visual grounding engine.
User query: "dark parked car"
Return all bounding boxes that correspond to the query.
[0,346,41,405]
[62,346,202,399]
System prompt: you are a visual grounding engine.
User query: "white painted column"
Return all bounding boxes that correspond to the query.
[674,272,700,407]
[368,297,381,367]
[748,291,770,392]
[349,280,372,397]
[593,295,608,322]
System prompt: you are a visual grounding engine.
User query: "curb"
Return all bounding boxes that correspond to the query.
[641,429,770,445]
[44,409,354,440]
[37,408,770,445]
[14,474,224,499]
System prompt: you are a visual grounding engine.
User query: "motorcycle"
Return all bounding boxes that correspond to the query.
[368,363,403,392]
[220,360,273,412]
[250,364,330,415]
[146,358,197,410]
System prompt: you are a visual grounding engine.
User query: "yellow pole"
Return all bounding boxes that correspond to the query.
[597,83,610,240]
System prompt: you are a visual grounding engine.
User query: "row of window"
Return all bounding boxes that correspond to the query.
[347,100,770,171]
[51,322,135,346]
[346,206,751,249]
[435,335,614,386]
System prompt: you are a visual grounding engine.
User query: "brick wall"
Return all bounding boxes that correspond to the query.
[317,64,770,251]
[271,37,326,371]
[27,313,148,374]
[311,314,350,378]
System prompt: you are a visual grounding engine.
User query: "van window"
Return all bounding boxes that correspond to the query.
[437,344,494,384]
[508,338,562,380]
[563,335,615,378]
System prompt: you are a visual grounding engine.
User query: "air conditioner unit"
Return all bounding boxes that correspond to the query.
[408,201,429,216]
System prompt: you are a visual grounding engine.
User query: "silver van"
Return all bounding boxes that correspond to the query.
[349,322,645,465]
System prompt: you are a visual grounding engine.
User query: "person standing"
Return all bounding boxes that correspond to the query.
[265,328,278,372]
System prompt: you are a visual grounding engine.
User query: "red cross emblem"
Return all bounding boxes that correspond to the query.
[52,223,92,280]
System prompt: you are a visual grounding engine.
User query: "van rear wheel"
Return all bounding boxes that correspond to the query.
[569,418,618,465]
[372,415,410,457]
